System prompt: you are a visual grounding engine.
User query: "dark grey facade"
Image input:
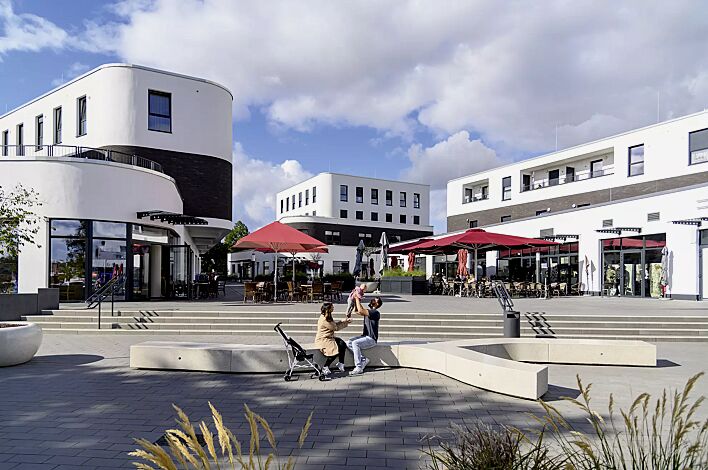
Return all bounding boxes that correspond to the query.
[448,170,708,231]
[284,221,432,246]
[104,145,232,221]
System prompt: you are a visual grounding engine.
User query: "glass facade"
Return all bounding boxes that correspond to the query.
[497,243,579,289]
[601,233,666,298]
[0,238,17,294]
[49,220,88,301]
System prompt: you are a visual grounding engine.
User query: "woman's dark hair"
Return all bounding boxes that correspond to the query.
[321,302,334,322]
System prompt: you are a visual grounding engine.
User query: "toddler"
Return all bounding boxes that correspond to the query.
[346,284,367,317]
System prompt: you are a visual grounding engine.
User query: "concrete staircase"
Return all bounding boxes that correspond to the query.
[23,308,708,341]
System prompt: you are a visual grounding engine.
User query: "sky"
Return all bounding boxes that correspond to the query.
[2,0,708,233]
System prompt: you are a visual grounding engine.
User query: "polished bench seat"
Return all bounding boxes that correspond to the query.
[130,338,656,400]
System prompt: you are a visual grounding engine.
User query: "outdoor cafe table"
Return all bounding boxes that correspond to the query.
[301,283,332,302]
[192,282,210,299]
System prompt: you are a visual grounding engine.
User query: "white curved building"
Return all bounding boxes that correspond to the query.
[0,64,233,301]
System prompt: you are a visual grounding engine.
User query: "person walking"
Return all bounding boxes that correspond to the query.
[314,302,351,376]
[347,296,383,375]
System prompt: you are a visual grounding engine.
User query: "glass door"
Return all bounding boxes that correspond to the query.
[621,251,643,297]
[132,244,150,300]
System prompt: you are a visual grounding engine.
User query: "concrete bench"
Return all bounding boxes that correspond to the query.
[130,338,656,400]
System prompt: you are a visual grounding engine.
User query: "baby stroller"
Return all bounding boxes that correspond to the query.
[274,322,327,381]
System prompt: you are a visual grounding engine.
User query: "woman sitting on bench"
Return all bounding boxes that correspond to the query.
[315,302,351,376]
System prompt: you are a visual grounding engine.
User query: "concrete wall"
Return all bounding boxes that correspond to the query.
[0,288,59,320]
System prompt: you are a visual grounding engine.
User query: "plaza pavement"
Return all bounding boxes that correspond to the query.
[0,332,706,469]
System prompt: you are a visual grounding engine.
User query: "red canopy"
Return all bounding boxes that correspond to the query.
[233,221,327,254]
[397,228,557,255]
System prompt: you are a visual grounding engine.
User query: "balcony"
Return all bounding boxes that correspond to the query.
[0,144,164,173]
[462,180,489,204]
[521,166,614,192]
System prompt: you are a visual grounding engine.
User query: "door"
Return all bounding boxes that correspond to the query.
[565,166,575,183]
[590,159,603,178]
[548,169,560,186]
[522,175,531,191]
[132,244,150,300]
[621,251,643,297]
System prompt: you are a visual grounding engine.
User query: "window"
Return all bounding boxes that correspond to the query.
[628,144,644,176]
[298,192,302,207]
[400,214,407,224]
[536,209,549,216]
[385,190,393,206]
[590,159,603,177]
[500,215,511,222]
[386,213,392,222]
[53,107,62,144]
[539,228,554,238]
[286,197,290,211]
[305,189,309,205]
[16,123,23,156]
[35,115,43,150]
[358,233,372,240]
[325,230,341,245]
[371,212,378,221]
[2,130,8,156]
[371,188,378,205]
[280,200,284,214]
[469,220,478,228]
[312,210,316,216]
[602,219,613,227]
[400,192,407,207]
[340,209,348,218]
[291,195,295,209]
[148,90,171,132]
[481,186,488,199]
[340,184,348,202]
[355,210,363,220]
[77,96,87,136]
[356,186,363,203]
[312,186,317,203]
[502,176,511,201]
[413,215,420,225]
[413,193,420,209]
[689,128,708,164]
[333,261,349,274]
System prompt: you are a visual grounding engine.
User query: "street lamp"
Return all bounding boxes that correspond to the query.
[251,251,256,280]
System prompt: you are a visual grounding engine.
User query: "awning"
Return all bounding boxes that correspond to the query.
[137,210,208,225]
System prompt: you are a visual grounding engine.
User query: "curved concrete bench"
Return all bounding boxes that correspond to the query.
[130,338,656,400]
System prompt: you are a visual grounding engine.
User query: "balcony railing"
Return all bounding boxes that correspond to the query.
[0,144,163,174]
[521,168,613,192]
[463,194,489,204]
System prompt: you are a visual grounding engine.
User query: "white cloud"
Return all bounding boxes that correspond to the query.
[401,131,504,189]
[81,0,708,153]
[231,143,312,230]
[429,189,447,234]
[50,62,91,87]
[0,0,69,58]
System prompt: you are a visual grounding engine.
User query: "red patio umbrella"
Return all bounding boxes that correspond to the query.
[457,248,468,277]
[395,228,557,280]
[234,221,328,300]
[407,251,415,272]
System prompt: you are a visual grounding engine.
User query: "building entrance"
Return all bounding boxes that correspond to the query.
[601,233,665,298]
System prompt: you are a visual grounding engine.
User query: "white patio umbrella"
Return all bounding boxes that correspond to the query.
[378,232,389,277]
[660,246,669,296]
[353,239,365,277]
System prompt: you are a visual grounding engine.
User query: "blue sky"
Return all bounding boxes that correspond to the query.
[2,0,708,232]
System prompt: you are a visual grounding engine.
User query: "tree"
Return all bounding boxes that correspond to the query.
[201,221,249,274]
[0,184,42,259]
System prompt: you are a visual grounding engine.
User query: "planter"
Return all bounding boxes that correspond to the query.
[379,276,428,295]
[0,322,43,366]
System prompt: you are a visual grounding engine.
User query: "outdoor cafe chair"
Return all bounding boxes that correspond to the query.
[310,282,324,302]
[243,282,260,303]
[286,281,300,302]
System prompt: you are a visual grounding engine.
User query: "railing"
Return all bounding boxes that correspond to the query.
[463,194,489,204]
[86,275,126,329]
[0,144,163,173]
[521,168,613,192]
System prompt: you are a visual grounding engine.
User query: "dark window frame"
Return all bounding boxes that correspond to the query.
[413,193,420,209]
[399,214,407,224]
[340,209,348,219]
[16,123,24,156]
[53,106,62,144]
[355,210,363,220]
[1,129,8,156]
[355,186,363,203]
[148,90,172,133]
[305,189,309,205]
[312,186,317,203]
[77,96,87,137]
[298,192,302,207]
[413,215,420,225]
[469,220,478,228]
[35,114,43,150]
[385,213,393,222]
[628,144,645,177]
[500,215,511,223]
[502,176,511,201]
[590,159,603,177]
[689,127,708,165]
[340,184,348,202]
[371,188,378,205]
[385,190,393,206]
[400,191,407,207]
[371,212,378,221]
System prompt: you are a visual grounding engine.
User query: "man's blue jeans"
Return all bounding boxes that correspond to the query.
[346,335,377,368]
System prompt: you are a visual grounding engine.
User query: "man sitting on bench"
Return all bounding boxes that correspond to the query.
[347,296,383,375]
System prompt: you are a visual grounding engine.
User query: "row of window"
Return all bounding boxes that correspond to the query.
[472,128,708,204]
[0,91,172,157]
[280,187,317,213]
[339,185,421,208]
[337,209,420,225]
[324,230,402,246]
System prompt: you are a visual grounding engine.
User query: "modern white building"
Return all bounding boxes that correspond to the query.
[444,110,708,300]
[0,64,233,301]
[229,173,433,277]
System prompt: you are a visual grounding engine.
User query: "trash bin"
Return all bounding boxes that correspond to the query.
[503,311,520,338]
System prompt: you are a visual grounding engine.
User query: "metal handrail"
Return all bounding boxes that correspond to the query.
[86,275,126,330]
[85,275,120,307]
[0,144,163,173]
[520,169,614,192]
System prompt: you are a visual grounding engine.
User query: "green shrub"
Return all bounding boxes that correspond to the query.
[423,373,707,470]
[130,403,312,470]
[382,267,426,277]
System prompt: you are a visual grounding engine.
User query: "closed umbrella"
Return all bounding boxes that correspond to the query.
[457,248,468,277]
[353,239,365,277]
[378,232,389,277]
[660,246,669,297]
[407,251,415,272]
